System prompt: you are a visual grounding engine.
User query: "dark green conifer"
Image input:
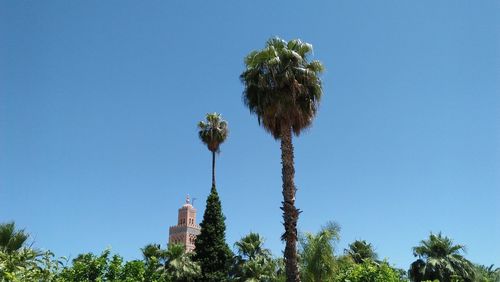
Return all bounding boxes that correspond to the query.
[193,185,232,281]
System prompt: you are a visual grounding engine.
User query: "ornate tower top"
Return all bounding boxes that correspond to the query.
[168,195,201,252]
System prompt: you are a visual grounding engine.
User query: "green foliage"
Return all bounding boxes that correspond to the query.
[105,254,123,281]
[0,223,65,282]
[299,221,340,282]
[193,185,232,281]
[140,243,168,281]
[345,240,378,264]
[273,258,287,282]
[121,260,147,281]
[58,249,112,281]
[334,260,405,282]
[0,221,496,282]
[474,264,500,282]
[164,244,200,282]
[0,249,64,282]
[232,233,277,281]
[409,233,475,282]
[0,222,29,254]
[0,222,200,282]
[57,248,165,282]
[142,243,166,263]
[234,233,272,260]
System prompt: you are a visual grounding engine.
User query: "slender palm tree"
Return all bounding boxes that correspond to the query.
[409,232,475,282]
[0,222,29,254]
[344,240,378,264]
[198,113,229,187]
[241,37,324,282]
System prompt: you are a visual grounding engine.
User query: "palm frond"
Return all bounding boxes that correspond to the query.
[0,222,29,253]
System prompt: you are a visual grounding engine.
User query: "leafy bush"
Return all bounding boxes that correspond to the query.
[333,260,406,282]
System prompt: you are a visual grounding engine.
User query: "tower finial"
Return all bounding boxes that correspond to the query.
[186,194,190,204]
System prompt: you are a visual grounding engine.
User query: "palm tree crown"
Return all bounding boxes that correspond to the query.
[241,37,324,139]
[141,243,166,264]
[409,232,475,282]
[198,113,228,153]
[413,232,465,259]
[198,112,229,187]
[345,240,378,264]
[0,222,29,254]
[165,244,201,281]
[233,233,276,282]
[234,233,272,261]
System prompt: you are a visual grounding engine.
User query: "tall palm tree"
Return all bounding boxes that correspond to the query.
[0,222,29,254]
[344,240,378,264]
[409,232,475,282]
[198,113,229,187]
[241,37,324,282]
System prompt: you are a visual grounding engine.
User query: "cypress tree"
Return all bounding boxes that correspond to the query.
[193,185,232,281]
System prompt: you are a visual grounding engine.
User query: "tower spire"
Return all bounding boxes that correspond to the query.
[168,195,201,252]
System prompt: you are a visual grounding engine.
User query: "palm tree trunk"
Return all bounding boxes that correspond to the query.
[212,150,216,187]
[281,126,300,282]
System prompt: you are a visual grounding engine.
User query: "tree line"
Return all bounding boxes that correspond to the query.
[0,221,498,281]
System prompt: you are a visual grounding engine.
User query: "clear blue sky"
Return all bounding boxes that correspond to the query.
[1,0,498,269]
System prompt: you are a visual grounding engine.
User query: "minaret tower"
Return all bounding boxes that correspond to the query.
[168,195,201,252]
